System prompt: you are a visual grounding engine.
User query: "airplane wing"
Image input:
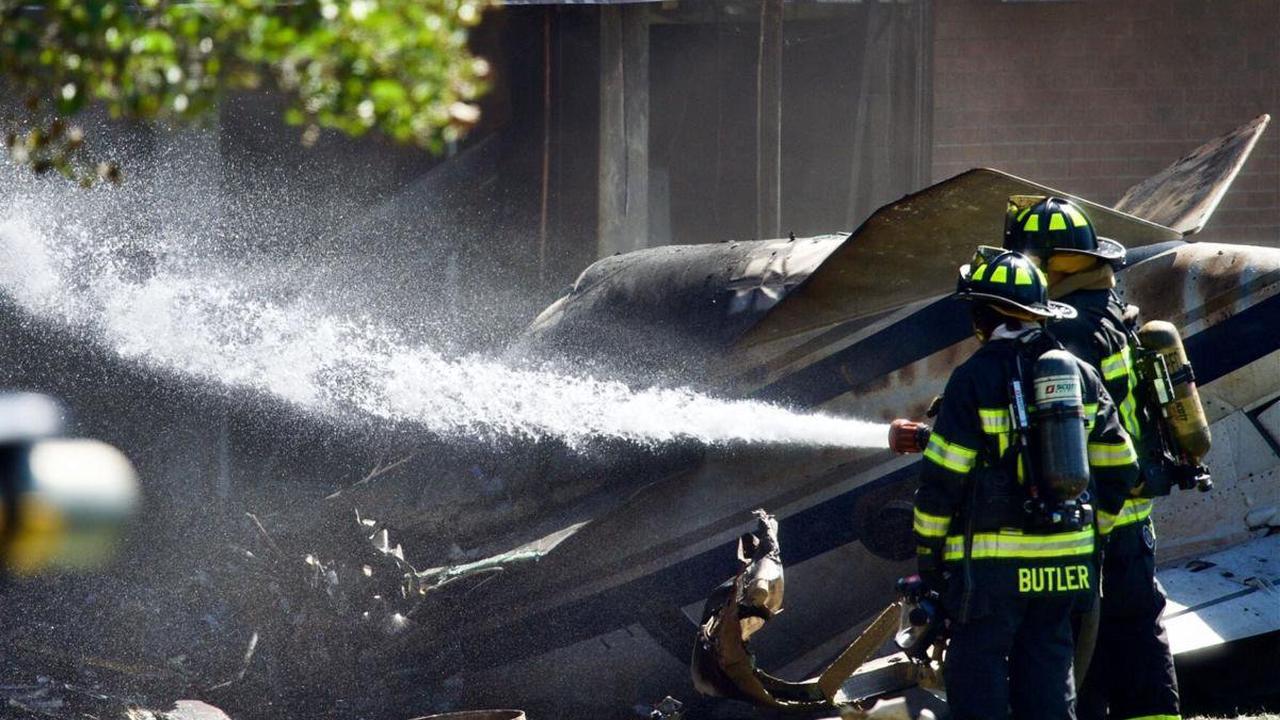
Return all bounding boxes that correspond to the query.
[740,168,1182,349]
[1114,114,1272,236]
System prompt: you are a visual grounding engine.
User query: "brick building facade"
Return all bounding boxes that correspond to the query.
[931,0,1279,245]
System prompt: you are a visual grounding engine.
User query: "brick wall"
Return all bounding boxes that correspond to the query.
[932,0,1280,245]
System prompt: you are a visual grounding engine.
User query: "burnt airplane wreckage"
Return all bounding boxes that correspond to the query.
[228,114,1279,719]
[1,117,1278,720]
[691,510,946,720]
[468,114,1280,718]
[203,116,1280,718]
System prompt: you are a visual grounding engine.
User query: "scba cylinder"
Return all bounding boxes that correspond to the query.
[1138,321,1212,463]
[1033,350,1091,502]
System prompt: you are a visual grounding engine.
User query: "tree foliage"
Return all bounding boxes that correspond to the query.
[0,0,490,184]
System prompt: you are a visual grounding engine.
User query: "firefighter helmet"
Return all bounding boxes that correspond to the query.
[957,249,1077,321]
[1004,195,1126,267]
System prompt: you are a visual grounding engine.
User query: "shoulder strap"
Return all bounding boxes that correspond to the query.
[1108,290,1143,345]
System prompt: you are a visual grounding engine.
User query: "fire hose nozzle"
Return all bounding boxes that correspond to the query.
[889,419,930,455]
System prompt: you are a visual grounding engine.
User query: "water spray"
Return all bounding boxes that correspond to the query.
[0,165,888,452]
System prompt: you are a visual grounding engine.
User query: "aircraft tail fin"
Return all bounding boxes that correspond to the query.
[1113,114,1271,236]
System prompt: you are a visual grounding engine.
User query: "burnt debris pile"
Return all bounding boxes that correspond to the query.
[0,507,532,720]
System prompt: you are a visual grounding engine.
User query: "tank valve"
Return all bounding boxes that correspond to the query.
[889,419,930,454]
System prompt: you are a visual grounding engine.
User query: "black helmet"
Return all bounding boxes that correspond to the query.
[1004,195,1126,267]
[957,249,1077,321]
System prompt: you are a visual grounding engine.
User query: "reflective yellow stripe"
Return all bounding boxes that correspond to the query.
[914,508,951,538]
[1115,498,1153,528]
[978,408,1011,434]
[1101,347,1131,382]
[923,432,978,474]
[1015,266,1033,285]
[1084,402,1098,430]
[1088,438,1138,467]
[972,263,988,281]
[1024,214,1040,232]
[1049,212,1067,231]
[1096,508,1117,536]
[990,265,1009,284]
[1118,391,1141,440]
[1066,206,1089,228]
[943,529,1094,561]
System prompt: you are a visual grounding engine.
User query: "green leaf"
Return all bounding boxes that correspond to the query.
[369,78,406,106]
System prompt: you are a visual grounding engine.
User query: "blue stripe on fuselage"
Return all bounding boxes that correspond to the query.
[451,463,918,673]
[1183,287,1280,385]
[752,296,973,407]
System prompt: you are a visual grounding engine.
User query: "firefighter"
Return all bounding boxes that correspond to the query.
[913,249,1138,720]
[1004,196,1182,720]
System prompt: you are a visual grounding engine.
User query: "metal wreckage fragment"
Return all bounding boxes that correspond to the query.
[692,510,944,719]
[0,510,546,720]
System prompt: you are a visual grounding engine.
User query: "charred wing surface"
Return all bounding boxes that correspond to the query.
[514,236,844,384]
[1161,533,1280,656]
[1115,114,1271,235]
[742,168,1181,350]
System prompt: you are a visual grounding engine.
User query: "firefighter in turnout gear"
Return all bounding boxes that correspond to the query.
[913,250,1139,720]
[1005,196,1183,720]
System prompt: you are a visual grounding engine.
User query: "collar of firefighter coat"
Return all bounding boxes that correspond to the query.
[1048,264,1116,300]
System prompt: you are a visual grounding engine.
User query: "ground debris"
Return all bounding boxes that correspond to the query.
[647,696,684,720]
[0,671,231,720]
[0,501,541,720]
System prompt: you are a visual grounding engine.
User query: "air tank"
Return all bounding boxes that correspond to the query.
[1032,350,1091,502]
[1137,321,1212,463]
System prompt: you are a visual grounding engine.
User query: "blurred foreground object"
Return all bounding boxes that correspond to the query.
[0,392,138,575]
[412,707,527,712]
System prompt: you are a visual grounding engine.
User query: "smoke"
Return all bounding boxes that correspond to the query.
[0,147,887,452]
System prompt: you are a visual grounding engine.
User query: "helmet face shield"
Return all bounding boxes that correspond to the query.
[958,245,1008,282]
[970,244,1005,268]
